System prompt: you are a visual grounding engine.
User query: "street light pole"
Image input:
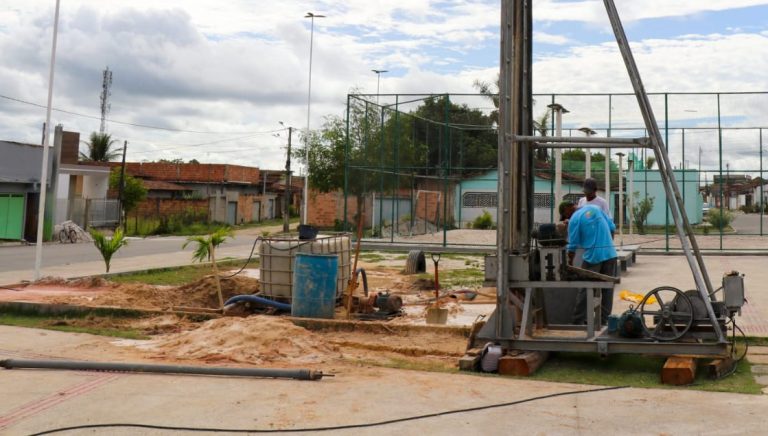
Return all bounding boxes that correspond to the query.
[578,127,597,179]
[616,152,626,246]
[372,69,388,106]
[302,12,325,225]
[34,0,61,280]
[547,103,568,206]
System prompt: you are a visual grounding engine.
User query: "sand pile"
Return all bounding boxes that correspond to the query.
[175,275,260,308]
[40,275,261,310]
[143,316,339,365]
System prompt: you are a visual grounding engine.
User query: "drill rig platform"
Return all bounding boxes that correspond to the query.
[465,0,746,361]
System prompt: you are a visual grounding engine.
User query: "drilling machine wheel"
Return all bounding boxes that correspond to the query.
[638,286,694,341]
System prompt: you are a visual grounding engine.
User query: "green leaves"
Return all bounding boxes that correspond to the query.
[81,132,122,162]
[108,168,147,213]
[90,228,128,273]
[182,227,232,263]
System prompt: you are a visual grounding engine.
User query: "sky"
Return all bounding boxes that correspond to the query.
[1,0,767,173]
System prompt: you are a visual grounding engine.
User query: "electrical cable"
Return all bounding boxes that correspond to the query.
[219,237,262,279]
[28,385,627,435]
[0,93,282,135]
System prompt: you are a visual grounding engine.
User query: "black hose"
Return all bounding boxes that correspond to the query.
[27,385,626,435]
[0,359,325,381]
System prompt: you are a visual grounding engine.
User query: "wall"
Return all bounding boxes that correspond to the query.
[631,169,702,225]
[115,162,260,184]
[455,170,585,227]
[136,198,209,217]
[81,173,109,199]
[307,190,372,229]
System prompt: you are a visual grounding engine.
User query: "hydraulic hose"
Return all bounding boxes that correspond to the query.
[0,359,326,380]
[224,295,292,312]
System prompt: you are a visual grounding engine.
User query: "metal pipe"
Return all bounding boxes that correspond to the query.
[533,142,651,149]
[516,135,647,145]
[0,359,326,381]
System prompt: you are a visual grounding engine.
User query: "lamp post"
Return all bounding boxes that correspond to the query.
[628,156,634,235]
[34,0,61,280]
[578,127,597,179]
[372,69,388,106]
[302,11,325,225]
[616,152,626,246]
[547,103,568,206]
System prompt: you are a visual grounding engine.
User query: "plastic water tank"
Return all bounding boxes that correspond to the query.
[259,233,351,301]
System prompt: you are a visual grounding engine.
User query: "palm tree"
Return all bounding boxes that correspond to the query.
[81,132,122,162]
[473,75,499,125]
[532,110,551,161]
[183,227,232,309]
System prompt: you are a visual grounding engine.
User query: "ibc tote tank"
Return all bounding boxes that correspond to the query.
[258,233,351,301]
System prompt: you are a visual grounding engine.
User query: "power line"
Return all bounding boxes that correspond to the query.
[127,131,284,154]
[0,93,278,135]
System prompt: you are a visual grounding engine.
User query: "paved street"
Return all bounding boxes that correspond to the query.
[1,325,766,435]
[732,213,768,235]
[0,230,271,285]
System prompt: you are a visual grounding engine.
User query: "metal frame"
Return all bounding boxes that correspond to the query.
[479,0,729,357]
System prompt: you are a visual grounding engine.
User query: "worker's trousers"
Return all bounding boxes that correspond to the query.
[571,257,617,326]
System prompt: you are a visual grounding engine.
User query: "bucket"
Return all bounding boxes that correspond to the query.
[291,253,339,319]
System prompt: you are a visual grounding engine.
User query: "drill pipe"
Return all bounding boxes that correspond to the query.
[0,359,326,381]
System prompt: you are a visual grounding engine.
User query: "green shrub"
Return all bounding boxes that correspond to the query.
[90,228,128,273]
[472,210,494,229]
[707,208,734,230]
[632,193,654,235]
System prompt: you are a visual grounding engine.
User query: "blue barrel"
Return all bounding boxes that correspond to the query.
[291,253,339,319]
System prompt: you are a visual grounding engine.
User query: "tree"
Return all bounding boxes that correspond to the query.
[632,192,654,234]
[90,228,128,273]
[188,159,200,164]
[532,110,551,161]
[646,156,656,170]
[183,227,232,309]
[80,132,122,162]
[109,168,147,214]
[473,74,499,125]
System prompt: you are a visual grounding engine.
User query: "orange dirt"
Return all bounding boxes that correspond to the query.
[38,275,261,310]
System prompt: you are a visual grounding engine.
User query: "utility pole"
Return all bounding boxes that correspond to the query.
[303,12,326,225]
[117,140,128,230]
[283,127,293,233]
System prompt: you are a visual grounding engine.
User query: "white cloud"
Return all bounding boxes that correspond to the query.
[0,1,767,171]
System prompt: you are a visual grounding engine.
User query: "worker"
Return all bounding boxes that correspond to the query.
[567,204,617,325]
[556,200,576,238]
[578,178,611,217]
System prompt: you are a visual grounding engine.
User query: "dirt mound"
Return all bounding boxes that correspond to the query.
[41,274,261,310]
[144,316,338,365]
[175,275,260,308]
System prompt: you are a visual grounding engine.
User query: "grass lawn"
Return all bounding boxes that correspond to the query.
[0,313,148,340]
[108,258,253,286]
[527,351,759,394]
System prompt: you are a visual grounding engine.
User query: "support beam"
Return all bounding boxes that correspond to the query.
[661,356,697,385]
[516,135,646,145]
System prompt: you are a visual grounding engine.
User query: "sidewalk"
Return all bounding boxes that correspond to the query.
[0,325,766,435]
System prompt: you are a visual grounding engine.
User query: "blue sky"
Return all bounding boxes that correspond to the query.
[0,1,767,170]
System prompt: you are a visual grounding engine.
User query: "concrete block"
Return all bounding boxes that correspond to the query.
[748,346,768,355]
[753,375,768,386]
[750,364,768,375]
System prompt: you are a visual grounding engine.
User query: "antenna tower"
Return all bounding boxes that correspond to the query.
[99,67,113,133]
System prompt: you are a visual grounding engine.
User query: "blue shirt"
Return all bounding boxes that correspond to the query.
[567,205,617,265]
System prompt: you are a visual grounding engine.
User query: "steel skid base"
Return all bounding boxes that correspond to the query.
[471,296,730,358]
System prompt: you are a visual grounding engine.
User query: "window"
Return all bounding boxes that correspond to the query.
[462,192,497,208]
[533,193,552,208]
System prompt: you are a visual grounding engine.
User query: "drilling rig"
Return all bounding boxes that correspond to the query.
[464,0,746,365]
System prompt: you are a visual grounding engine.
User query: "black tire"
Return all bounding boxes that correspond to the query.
[404,250,426,274]
[58,229,68,243]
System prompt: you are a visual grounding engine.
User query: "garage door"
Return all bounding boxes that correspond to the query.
[0,194,25,240]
